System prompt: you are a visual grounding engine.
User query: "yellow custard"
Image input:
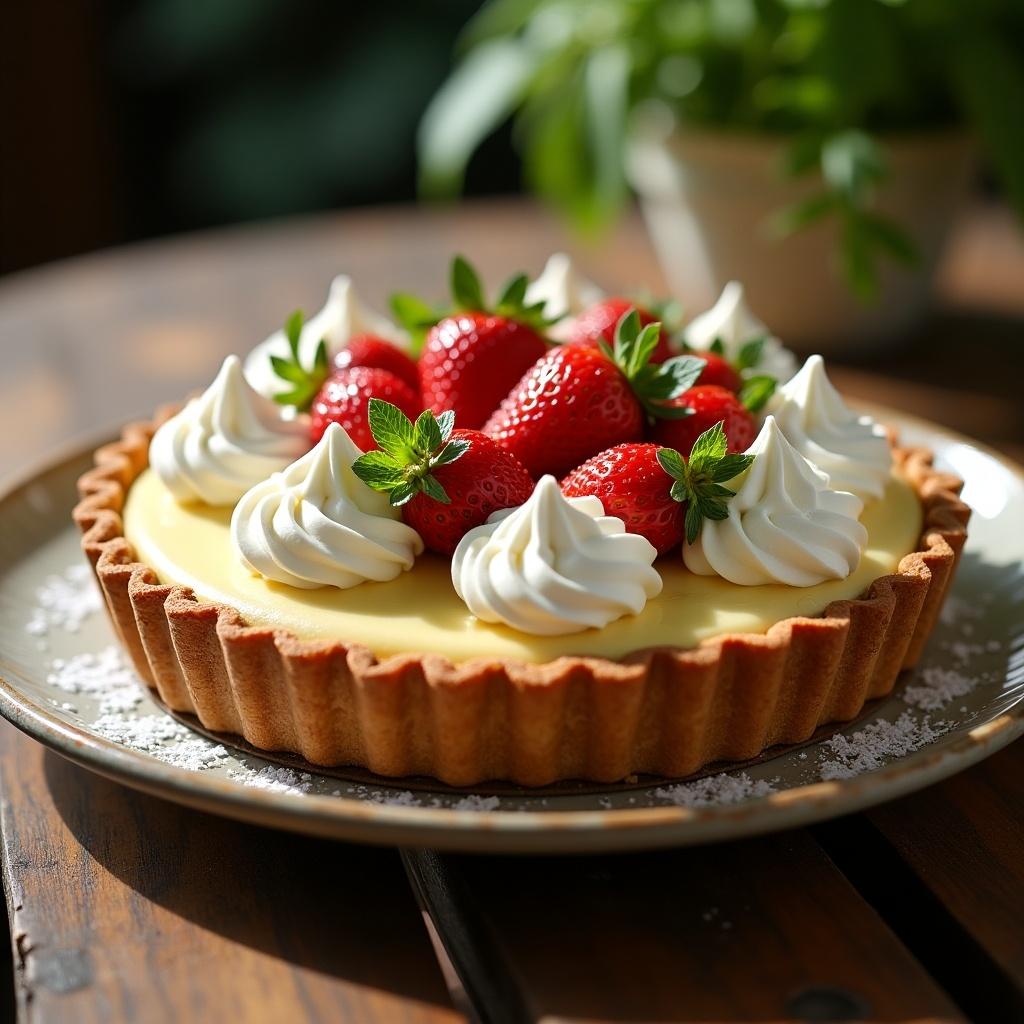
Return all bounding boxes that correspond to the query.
[123,468,922,664]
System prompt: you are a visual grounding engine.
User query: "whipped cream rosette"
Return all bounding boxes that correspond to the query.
[243,275,407,398]
[684,281,797,384]
[684,416,867,587]
[768,355,891,500]
[149,355,309,507]
[452,476,662,635]
[231,422,423,589]
[525,252,604,336]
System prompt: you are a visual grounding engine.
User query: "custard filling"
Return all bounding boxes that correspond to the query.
[124,468,922,664]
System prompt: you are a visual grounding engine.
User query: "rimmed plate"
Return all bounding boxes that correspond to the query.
[0,410,1021,853]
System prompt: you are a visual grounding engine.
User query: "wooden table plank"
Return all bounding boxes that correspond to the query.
[815,738,1024,1023]
[0,723,462,1024]
[406,833,967,1024]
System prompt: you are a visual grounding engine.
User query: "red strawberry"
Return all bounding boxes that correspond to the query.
[561,425,755,553]
[694,351,742,392]
[334,334,419,390]
[568,298,674,363]
[649,385,756,457]
[352,400,534,555]
[410,257,549,429]
[561,443,684,554]
[309,367,421,450]
[483,310,705,478]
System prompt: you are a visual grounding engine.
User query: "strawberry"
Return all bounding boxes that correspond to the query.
[561,426,754,553]
[649,376,776,457]
[649,385,754,457]
[309,367,421,450]
[561,443,684,554]
[694,351,742,392]
[333,334,419,390]
[483,310,705,478]
[568,298,674,363]
[352,400,534,556]
[399,256,550,429]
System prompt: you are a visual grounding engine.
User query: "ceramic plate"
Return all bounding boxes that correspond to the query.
[0,410,1021,853]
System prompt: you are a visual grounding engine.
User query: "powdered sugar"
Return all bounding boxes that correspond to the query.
[228,766,316,795]
[818,712,950,780]
[25,563,103,639]
[652,772,778,808]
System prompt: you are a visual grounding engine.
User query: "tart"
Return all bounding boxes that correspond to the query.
[73,261,970,786]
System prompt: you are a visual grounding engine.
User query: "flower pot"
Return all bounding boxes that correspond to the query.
[626,114,977,353]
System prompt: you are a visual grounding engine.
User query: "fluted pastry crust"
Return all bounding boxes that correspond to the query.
[73,411,970,786]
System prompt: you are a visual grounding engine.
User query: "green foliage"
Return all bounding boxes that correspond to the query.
[270,310,330,411]
[420,0,1024,301]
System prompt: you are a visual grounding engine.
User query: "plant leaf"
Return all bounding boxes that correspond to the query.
[451,255,486,311]
[435,409,456,443]
[367,399,417,459]
[352,451,406,492]
[739,375,777,413]
[413,409,443,456]
[419,474,451,504]
[497,273,528,310]
[389,481,418,507]
[431,438,471,468]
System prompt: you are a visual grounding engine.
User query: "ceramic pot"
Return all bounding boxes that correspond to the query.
[627,115,977,352]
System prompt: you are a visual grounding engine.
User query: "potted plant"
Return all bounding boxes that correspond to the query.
[418,0,1024,349]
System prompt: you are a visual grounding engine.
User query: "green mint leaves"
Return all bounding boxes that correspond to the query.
[656,422,754,544]
[599,309,705,420]
[352,399,470,507]
[270,310,330,412]
[738,374,776,413]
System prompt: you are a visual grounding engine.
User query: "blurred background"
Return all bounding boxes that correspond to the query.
[1,0,519,274]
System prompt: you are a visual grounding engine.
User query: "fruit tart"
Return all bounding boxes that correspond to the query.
[74,255,970,786]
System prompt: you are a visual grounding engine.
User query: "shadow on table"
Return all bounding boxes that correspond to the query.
[42,751,454,1012]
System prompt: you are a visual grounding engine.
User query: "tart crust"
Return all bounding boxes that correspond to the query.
[73,411,970,786]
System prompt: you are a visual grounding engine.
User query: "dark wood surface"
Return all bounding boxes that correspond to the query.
[0,198,1022,1022]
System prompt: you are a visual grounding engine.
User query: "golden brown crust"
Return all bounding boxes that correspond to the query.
[73,415,970,786]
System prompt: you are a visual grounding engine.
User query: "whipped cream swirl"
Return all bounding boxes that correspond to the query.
[684,417,867,587]
[525,252,604,335]
[150,355,310,507]
[243,275,407,398]
[452,476,662,635]
[684,281,797,384]
[768,355,891,500]
[231,423,423,590]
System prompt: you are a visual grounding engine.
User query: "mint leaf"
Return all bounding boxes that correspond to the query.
[413,409,443,455]
[284,309,304,360]
[352,451,407,491]
[684,503,704,545]
[367,398,416,459]
[435,409,456,443]
[431,438,471,468]
[688,421,728,469]
[419,474,451,504]
[270,311,330,411]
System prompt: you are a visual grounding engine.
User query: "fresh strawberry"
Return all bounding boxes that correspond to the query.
[568,298,674,363]
[649,385,755,457]
[333,334,419,390]
[561,443,685,554]
[561,426,754,553]
[694,351,742,392]
[649,371,777,456]
[309,368,421,450]
[352,400,534,556]
[402,256,549,429]
[483,310,705,478]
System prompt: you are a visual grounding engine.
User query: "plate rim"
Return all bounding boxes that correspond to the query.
[0,411,1021,852]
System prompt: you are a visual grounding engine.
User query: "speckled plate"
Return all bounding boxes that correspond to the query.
[0,409,1021,853]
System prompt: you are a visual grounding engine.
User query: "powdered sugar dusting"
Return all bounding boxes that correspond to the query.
[818,712,950,780]
[26,563,103,639]
[228,766,316,795]
[652,772,777,808]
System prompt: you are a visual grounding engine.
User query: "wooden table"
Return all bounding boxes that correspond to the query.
[0,199,1022,1023]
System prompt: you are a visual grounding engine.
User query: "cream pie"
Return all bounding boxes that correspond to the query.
[74,259,969,786]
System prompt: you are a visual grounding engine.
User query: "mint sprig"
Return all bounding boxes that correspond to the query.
[352,400,470,507]
[738,374,776,413]
[270,310,330,411]
[656,422,754,544]
[597,309,705,420]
